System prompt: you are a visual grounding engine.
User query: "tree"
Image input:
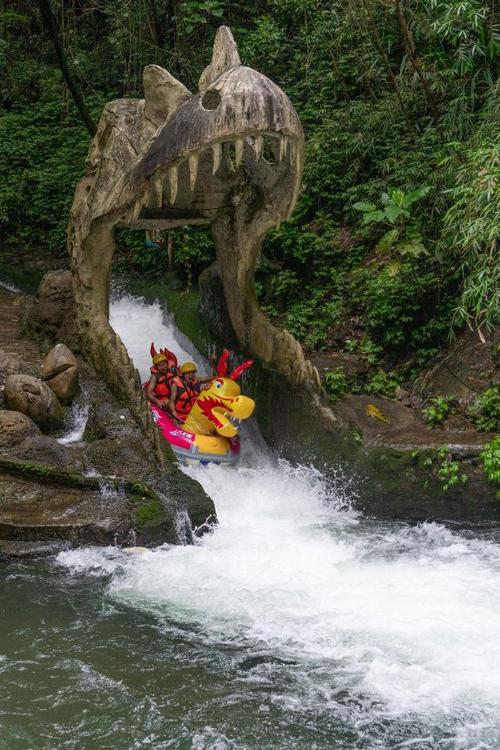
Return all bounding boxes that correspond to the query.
[36,0,96,136]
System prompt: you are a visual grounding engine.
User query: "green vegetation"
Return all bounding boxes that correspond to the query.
[364,370,402,398]
[423,447,468,491]
[345,337,382,366]
[134,498,168,529]
[324,369,349,402]
[422,396,454,426]
[435,448,468,492]
[481,437,500,485]
[469,387,500,432]
[0,0,498,397]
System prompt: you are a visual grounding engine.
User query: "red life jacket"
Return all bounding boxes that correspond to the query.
[173,376,200,420]
[150,366,177,401]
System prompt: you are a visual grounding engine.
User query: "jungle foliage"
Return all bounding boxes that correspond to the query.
[0,0,498,375]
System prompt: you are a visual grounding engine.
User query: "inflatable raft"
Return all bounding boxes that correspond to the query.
[150,403,241,465]
[147,347,255,466]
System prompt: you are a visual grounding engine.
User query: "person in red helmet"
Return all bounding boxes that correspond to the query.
[169,361,212,421]
[146,350,178,414]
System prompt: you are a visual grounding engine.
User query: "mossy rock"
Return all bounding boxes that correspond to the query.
[133,497,168,529]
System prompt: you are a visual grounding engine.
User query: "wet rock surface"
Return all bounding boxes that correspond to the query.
[334,394,495,451]
[5,374,65,432]
[0,463,135,548]
[0,284,216,558]
[413,329,499,407]
[199,263,239,347]
[0,411,41,448]
[2,434,82,470]
[256,375,499,528]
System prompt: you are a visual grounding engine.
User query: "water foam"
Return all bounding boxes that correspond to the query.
[58,294,500,747]
[58,399,89,445]
[109,294,206,382]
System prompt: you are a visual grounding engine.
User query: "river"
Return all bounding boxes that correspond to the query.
[1,294,500,750]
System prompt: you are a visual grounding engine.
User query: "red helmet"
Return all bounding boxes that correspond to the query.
[150,343,178,367]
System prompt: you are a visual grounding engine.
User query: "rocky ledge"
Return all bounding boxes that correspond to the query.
[0,280,215,559]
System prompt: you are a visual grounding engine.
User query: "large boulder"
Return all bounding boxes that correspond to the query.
[25,270,75,344]
[42,343,79,404]
[4,374,64,432]
[0,411,41,448]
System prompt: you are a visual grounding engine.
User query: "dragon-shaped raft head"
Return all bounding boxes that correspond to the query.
[183,352,255,438]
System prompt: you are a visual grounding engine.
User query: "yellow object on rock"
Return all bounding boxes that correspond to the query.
[366,403,390,424]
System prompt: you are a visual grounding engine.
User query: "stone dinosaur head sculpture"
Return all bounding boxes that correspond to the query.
[73,26,303,252]
[68,26,319,450]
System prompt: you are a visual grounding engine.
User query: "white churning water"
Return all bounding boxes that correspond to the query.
[57,399,90,445]
[59,294,500,748]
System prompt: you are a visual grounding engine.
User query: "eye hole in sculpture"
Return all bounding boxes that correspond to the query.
[201,89,221,110]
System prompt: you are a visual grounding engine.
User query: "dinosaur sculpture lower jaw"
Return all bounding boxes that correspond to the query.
[211,212,321,391]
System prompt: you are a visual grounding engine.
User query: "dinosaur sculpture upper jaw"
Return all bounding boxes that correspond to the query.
[95,27,304,233]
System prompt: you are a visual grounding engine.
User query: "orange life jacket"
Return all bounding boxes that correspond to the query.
[173,375,200,419]
[150,366,177,401]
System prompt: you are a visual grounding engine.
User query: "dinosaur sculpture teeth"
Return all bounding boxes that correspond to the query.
[254,134,263,161]
[151,174,163,207]
[168,165,178,204]
[188,154,199,191]
[279,136,288,161]
[212,142,221,175]
[148,132,293,208]
[235,137,244,168]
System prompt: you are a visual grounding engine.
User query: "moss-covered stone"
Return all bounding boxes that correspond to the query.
[128,278,216,358]
[133,497,167,529]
